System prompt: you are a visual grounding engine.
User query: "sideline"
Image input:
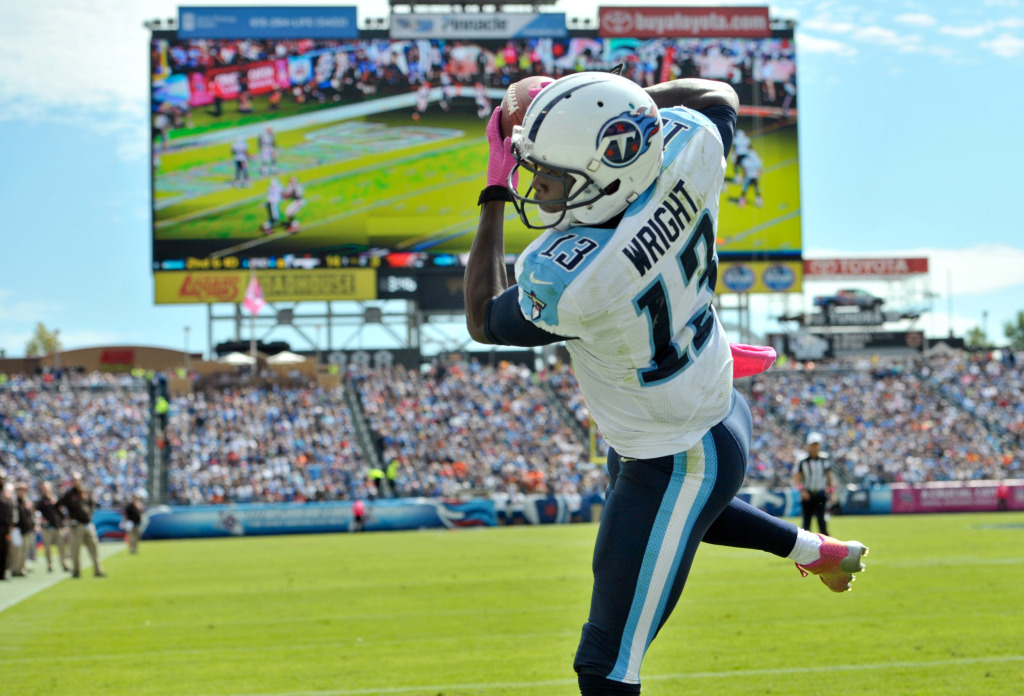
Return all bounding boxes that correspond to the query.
[0,542,126,614]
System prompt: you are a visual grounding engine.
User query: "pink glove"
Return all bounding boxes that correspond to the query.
[486,106,518,189]
[730,343,777,378]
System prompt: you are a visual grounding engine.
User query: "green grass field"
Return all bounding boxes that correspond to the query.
[6,512,1019,696]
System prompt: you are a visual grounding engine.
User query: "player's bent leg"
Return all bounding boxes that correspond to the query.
[699,389,800,556]
[575,420,745,693]
[702,496,800,556]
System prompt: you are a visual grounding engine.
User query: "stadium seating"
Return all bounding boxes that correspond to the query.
[0,351,1020,507]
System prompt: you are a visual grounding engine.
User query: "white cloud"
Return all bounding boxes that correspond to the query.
[0,290,56,324]
[0,0,164,161]
[981,32,1024,56]
[894,13,937,27]
[940,17,1024,39]
[927,45,958,60]
[795,33,858,57]
[940,25,991,39]
[801,18,858,34]
[920,246,1024,296]
[853,26,920,47]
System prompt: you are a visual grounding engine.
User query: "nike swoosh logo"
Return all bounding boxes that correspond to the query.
[529,271,553,285]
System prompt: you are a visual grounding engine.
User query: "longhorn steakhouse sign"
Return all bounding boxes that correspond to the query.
[599,6,771,38]
[154,269,377,304]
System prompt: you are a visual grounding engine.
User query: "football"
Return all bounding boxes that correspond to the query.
[499,75,555,139]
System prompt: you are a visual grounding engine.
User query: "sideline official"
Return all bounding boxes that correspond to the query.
[794,432,836,536]
[0,472,11,580]
[37,481,69,572]
[58,472,106,578]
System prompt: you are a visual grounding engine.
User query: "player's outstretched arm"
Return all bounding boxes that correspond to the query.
[645,78,739,113]
[465,107,517,344]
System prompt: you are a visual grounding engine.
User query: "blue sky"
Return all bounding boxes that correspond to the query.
[1,0,1022,359]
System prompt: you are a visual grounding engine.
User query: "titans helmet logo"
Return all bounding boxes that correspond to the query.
[597,108,660,168]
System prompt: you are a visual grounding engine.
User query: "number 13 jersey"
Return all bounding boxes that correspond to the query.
[513,106,734,458]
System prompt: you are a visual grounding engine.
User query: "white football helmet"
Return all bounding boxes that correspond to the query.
[509,72,663,230]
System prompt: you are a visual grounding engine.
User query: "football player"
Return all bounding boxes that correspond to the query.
[230,136,251,188]
[731,127,751,184]
[474,81,491,119]
[412,81,430,121]
[281,176,305,233]
[465,73,869,696]
[439,71,455,112]
[736,146,764,208]
[261,177,283,234]
[258,125,278,177]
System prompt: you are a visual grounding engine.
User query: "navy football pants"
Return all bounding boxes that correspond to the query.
[574,390,798,693]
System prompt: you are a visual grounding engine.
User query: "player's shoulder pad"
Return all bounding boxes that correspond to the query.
[519,263,568,300]
[660,105,715,130]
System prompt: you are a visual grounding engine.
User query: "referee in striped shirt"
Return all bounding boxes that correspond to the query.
[794,432,836,536]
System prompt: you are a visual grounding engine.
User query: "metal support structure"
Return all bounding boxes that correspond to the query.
[199,296,761,364]
[716,292,756,344]
[203,300,442,360]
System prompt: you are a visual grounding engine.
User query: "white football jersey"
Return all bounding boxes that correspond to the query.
[742,150,763,178]
[231,140,248,162]
[733,129,751,156]
[514,106,733,458]
[266,179,282,204]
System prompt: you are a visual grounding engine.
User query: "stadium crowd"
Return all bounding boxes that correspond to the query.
[923,351,1023,439]
[353,359,604,503]
[1,351,1021,513]
[165,384,366,505]
[152,35,797,142]
[745,357,1017,486]
[0,372,148,509]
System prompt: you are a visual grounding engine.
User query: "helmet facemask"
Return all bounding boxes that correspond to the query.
[508,142,607,231]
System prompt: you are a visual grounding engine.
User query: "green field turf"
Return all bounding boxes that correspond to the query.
[6,512,1018,696]
[153,104,802,262]
[720,116,801,254]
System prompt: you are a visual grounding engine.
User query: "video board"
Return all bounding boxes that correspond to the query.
[151,7,799,303]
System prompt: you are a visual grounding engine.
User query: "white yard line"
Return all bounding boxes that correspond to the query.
[0,542,125,614]
[200,654,1024,696]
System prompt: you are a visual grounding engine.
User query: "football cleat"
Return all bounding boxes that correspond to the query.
[796,534,869,593]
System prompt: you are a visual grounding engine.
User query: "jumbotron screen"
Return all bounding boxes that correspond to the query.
[150,33,799,278]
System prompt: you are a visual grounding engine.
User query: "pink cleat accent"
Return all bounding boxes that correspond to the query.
[796,534,869,592]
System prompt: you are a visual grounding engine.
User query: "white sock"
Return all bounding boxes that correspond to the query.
[787,528,824,565]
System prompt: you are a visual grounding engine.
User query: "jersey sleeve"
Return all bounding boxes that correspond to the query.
[484,286,571,347]
[698,104,737,158]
